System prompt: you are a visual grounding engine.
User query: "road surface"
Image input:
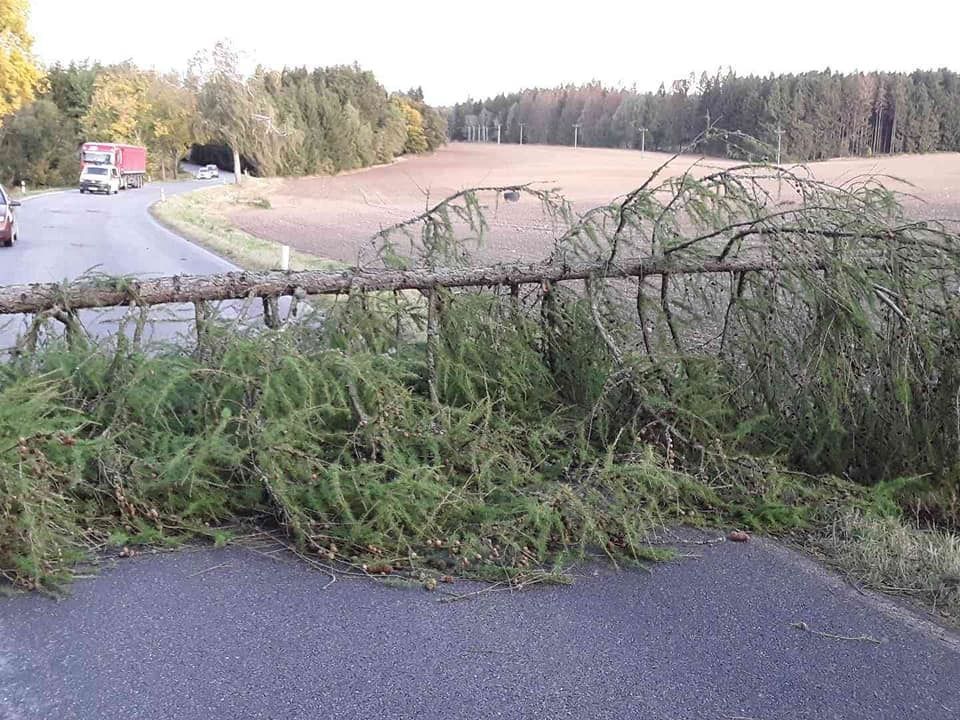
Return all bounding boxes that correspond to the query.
[1,536,958,720]
[0,171,237,351]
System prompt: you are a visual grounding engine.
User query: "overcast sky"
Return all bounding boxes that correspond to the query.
[29,0,960,105]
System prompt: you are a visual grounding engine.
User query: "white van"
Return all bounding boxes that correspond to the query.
[79,166,121,194]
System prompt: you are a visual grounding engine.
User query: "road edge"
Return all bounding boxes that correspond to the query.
[145,199,240,272]
[147,189,345,272]
[17,189,69,203]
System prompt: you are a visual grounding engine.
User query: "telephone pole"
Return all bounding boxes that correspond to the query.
[775,127,784,165]
[637,127,647,157]
[519,123,526,145]
[497,123,501,144]
[573,123,582,148]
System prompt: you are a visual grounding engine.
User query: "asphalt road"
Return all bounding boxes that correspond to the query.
[0,176,233,287]
[0,171,237,351]
[1,537,958,720]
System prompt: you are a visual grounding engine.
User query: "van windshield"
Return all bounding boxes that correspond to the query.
[83,151,112,164]
[85,167,108,176]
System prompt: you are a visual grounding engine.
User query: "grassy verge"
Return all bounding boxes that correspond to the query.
[818,509,960,617]
[151,178,344,271]
[10,186,71,199]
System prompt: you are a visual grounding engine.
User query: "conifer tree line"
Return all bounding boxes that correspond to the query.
[0,35,446,187]
[447,69,960,161]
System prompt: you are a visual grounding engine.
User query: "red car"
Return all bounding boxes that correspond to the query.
[0,184,21,247]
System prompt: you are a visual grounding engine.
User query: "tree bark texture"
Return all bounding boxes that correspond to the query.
[0,258,828,316]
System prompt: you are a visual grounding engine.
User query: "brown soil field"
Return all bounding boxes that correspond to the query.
[229,143,960,265]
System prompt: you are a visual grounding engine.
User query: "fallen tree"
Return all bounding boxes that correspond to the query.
[3,145,960,620]
[0,257,833,315]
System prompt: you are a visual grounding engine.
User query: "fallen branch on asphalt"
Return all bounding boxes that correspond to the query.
[790,621,883,645]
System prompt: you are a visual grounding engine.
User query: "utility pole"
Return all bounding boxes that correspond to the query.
[573,123,582,149]
[775,127,784,165]
[637,127,647,157]
[497,124,501,144]
[519,123,526,145]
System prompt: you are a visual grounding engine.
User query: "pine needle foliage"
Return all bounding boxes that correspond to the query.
[4,137,960,599]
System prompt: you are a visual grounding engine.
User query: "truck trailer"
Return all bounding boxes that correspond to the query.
[79,143,147,194]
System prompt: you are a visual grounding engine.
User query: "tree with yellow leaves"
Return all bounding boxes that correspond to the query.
[398,98,428,154]
[0,0,45,119]
[144,73,197,180]
[80,67,198,179]
[81,66,149,143]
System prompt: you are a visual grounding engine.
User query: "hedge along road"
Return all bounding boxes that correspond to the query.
[2,175,960,719]
[0,170,244,352]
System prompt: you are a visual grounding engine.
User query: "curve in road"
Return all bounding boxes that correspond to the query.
[1,177,234,287]
[0,175,239,350]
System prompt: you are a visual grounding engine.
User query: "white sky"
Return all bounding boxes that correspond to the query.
[29,0,960,106]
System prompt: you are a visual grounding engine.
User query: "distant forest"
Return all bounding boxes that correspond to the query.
[0,51,446,187]
[446,69,960,161]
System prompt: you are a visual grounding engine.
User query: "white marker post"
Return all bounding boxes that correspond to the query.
[20,181,26,195]
[160,188,166,203]
[280,245,290,271]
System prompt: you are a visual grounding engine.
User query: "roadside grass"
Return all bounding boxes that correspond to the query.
[10,186,71,199]
[819,509,960,620]
[151,178,344,272]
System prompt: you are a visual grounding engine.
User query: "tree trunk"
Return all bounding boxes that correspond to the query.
[0,256,840,316]
[233,146,242,184]
[160,159,167,182]
[890,108,898,154]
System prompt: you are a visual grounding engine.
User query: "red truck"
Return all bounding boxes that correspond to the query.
[79,142,147,194]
